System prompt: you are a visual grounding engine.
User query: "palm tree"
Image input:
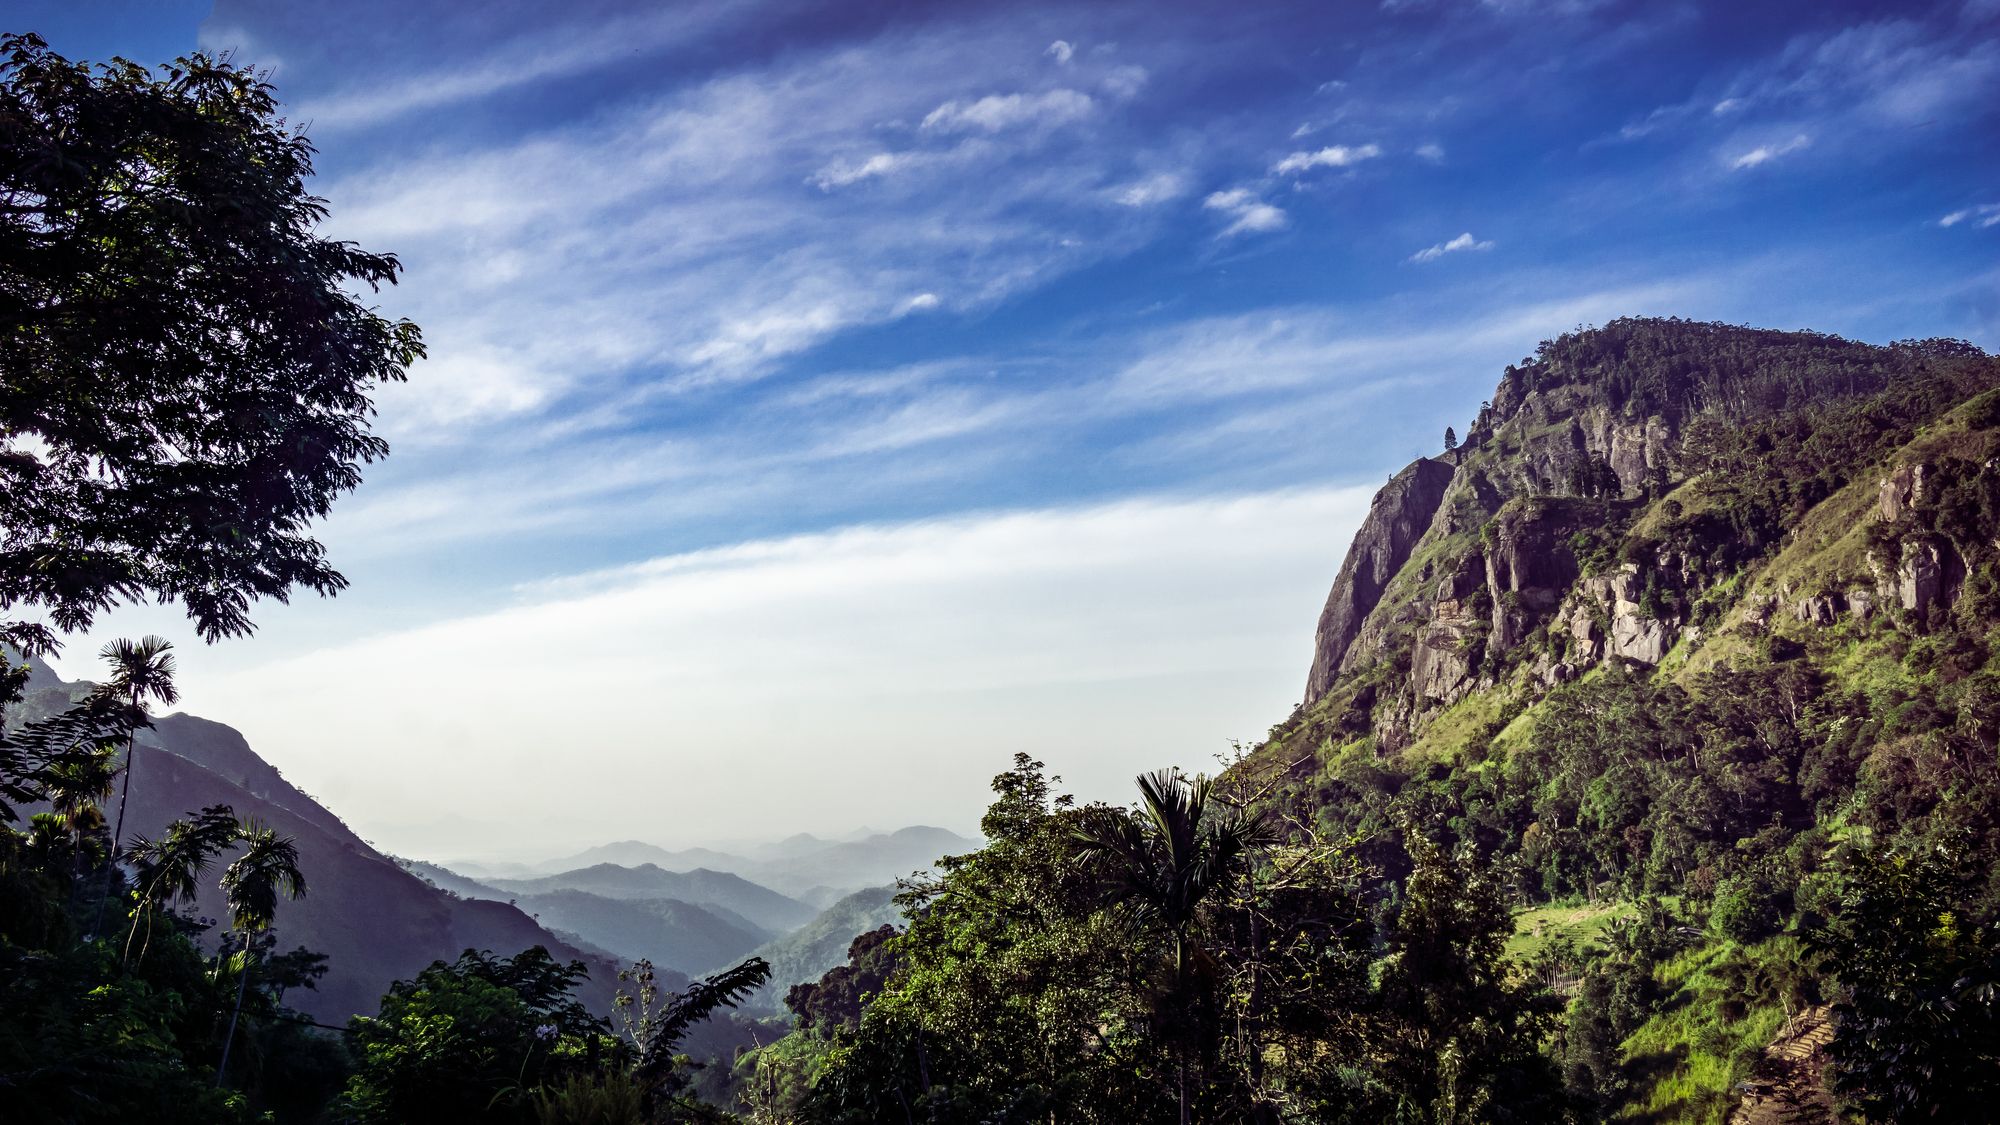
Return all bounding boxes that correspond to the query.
[43,749,116,878]
[123,804,239,966]
[215,823,305,1087]
[1075,769,1273,1125]
[95,635,178,854]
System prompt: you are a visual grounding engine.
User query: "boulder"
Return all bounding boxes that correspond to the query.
[1792,594,1842,627]
[1876,463,1930,522]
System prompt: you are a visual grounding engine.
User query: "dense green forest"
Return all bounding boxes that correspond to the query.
[6,33,2000,1125]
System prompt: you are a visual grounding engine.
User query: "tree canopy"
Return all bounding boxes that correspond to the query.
[0,33,422,653]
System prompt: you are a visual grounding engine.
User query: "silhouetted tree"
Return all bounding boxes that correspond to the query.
[0,34,424,656]
[216,823,306,1086]
[123,803,239,965]
[93,636,178,854]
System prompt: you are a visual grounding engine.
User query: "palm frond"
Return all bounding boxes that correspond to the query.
[94,635,179,708]
[642,957,772,1064]
[220,821,306,932]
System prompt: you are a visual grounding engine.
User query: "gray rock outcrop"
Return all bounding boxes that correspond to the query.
[1305,457,1457,701]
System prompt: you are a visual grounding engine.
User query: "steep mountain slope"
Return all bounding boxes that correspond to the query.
[15,660,648,1022]
[741,884,904,1012]
[1232,318,2000,1122]
[1255,320,1997,767]
[485,863,818,933]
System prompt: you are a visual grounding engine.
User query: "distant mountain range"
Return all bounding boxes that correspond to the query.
[480,864,819,933]
[404,851,925,984]
[457,824,979,899]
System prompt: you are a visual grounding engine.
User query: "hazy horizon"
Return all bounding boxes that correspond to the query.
[16,0,1999,860]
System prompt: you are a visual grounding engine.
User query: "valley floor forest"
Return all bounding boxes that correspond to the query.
[4,31,1999,1125]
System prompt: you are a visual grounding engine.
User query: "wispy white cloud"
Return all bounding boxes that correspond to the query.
[809,150,925,189]
[1410,231,1496,262]
[1414,142,1445,163]
[1728,133,1810,169]
[1112,172,1187,207]
[260,6,744,130]
[1101,65,1150,100]
[1273,142,1382,174]
[311,27,1192,441]
[1940,203,2000,228]
[1105,279,1709,407]
[1609,15,1998,164]
[1203,188,1288,237]
[1046,39,1075,64]
[921,88,1095,133]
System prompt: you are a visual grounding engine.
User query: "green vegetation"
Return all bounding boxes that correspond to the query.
[4,29,1999,1125]
[0,37,764,1124]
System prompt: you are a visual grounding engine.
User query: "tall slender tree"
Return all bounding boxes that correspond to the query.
[122,804,239,966]
[95,635,178,854]
[1076,770,1273,1125]
[215,823,306,1087]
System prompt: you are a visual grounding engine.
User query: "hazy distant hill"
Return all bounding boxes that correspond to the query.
[742,884,905,1012]
[479,826,981,898]
[507,890,771,975]
[544,839,750,873]
[13,658,653,1022]
[401,858,506,900]
[753,825,974,895]
[485,863,818,933]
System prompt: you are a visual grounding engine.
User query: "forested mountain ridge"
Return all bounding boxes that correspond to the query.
[1288,318,1994,750]
[1224,317,2000,1121]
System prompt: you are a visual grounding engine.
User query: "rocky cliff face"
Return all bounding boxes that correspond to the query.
[1279,318,2000,764]
[1304,457,1456,701]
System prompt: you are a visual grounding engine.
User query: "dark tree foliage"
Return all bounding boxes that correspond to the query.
[0,665,336,1123]
[1806,838,2000,1122]
[0,34,422,653]
[341,948,625,1125]
[785,924,900,1034]
[1374,832,1572,1124]
[1508,317,1981,423]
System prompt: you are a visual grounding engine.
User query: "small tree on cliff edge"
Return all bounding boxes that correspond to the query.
[0,34,423,656]
[1444,426,1459,462]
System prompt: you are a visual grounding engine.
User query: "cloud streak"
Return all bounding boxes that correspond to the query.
[1204,187,1287,236]
[1273,142,1383,174]
[1410,232,1496,262]
[1728,133,1811,169]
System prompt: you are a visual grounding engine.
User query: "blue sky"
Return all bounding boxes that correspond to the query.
[18,0,2000,858]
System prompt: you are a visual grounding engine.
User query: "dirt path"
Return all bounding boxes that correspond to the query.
[1726,1005,1836,1125]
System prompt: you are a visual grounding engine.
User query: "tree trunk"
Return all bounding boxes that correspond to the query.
[216,931,252,1087]
[111,719,135,853]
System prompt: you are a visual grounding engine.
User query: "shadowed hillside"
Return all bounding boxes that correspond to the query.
[13,658,651,1021]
